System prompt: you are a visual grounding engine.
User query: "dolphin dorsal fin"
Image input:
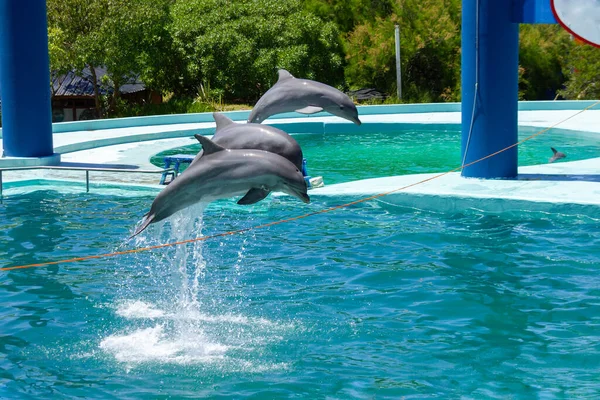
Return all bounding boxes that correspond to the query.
[277,69,295,82]
[213,112,235,131]
[194,134,226,155]
[551,147,558,155]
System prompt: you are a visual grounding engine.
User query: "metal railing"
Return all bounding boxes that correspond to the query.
[0,165,173,203]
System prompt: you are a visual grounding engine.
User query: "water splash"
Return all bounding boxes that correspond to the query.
[101,204,294,371]
[115,300,165,319]
[169,203,207,311]
[99,324,228,365]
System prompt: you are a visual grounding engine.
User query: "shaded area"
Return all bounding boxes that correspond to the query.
[518,173,600,183]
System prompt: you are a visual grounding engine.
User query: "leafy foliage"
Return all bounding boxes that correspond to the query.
[45,0,600,117]
[518,25,570,100]
[303,0,394,33]
[47,0,174,115]
[344,0,462,103]
[112,96,215,118]
[169,0,344,102]
[558,39,600,100]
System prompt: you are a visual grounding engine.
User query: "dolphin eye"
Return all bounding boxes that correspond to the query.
[339,105,344,110]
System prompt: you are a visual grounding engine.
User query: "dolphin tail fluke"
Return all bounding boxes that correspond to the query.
[130,213,155,239]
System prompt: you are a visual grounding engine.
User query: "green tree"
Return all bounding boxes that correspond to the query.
[48,0,108,116]
[344,0,462,103]
[100,0,174,111]
[47,0,174,116]
[303,0,394,33]
[558,40,600,100]
[169,0,344,102]
[518,25,569,100]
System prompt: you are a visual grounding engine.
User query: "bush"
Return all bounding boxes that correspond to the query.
[518,25,569,100]
[169,0,345,102]
[558,40,600,100]
[112,96,215,118]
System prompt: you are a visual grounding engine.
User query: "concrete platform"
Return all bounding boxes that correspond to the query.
[1,102,599,213]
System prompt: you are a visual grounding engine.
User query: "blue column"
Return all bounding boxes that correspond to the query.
[0,0,53,157]
[461,0,519,178]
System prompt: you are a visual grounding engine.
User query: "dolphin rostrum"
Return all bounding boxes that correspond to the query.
[131,135,309,237]
[248,69,361,125]
[191,112,304,170]
[549,147,566,163]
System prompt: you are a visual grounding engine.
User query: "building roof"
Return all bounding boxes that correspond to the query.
[51,66,146,97]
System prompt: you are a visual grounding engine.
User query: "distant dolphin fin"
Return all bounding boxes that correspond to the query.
[551,147,558,154]
[194,134,226,154]
[130,213,155,238]
[213,112,235,132]
[295,106,323,115]
[237,188,270,205]
[277,69,295,82]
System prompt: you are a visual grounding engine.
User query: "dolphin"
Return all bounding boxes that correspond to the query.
[191,112,304,170]
[549,147,566,163]
[131,135,309,237]
[248,69,361,125]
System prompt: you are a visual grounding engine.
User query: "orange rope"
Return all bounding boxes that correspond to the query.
[2,101,599,272]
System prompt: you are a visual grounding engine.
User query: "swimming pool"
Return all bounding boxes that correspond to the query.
[150,125,600,184]
[2,191,600,398]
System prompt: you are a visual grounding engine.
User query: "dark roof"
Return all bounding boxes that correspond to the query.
[51,66,146,97]
[347,88,387,101]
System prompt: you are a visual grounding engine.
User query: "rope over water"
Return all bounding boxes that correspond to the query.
[2,100,599,272]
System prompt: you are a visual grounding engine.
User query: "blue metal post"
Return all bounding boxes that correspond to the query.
[461,0,519,178]
[0,0,53,157]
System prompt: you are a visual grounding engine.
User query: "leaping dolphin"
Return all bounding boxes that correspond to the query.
[131,135,309,237]
[248,69,361,125]
[191,112,304,170]
[549,147,566,163]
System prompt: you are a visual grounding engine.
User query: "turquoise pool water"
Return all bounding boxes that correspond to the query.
[150,126,600,184]
[1,191,600,398]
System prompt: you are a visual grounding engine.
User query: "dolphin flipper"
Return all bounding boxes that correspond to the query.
[295,106,323,114]
[237,188,270,205]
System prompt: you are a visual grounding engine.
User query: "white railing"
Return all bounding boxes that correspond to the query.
[0,166,173,203]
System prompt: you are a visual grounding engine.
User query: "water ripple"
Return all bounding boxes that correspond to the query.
[1,192,600,398]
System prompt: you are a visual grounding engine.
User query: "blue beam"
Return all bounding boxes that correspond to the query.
[0,0,53,157]
[512,0,557,24]
[461,0,520,178]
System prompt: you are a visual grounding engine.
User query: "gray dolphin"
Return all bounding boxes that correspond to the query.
[191,112,304,170]
[549,147,566,163]
[131,135,309,237]
[248,69,361,125]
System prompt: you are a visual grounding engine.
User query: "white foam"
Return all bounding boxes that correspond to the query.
[99,324,228,364]
[114,300,291,329]
[115,300,166,319]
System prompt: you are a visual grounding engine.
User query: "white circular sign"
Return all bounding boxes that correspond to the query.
[552,0,600,47]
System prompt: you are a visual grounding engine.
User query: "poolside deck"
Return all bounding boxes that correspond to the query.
[1,104,599,212]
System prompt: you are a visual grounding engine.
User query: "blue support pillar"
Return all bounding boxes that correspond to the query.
[0,0,53,157]
[461,0,519,178]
